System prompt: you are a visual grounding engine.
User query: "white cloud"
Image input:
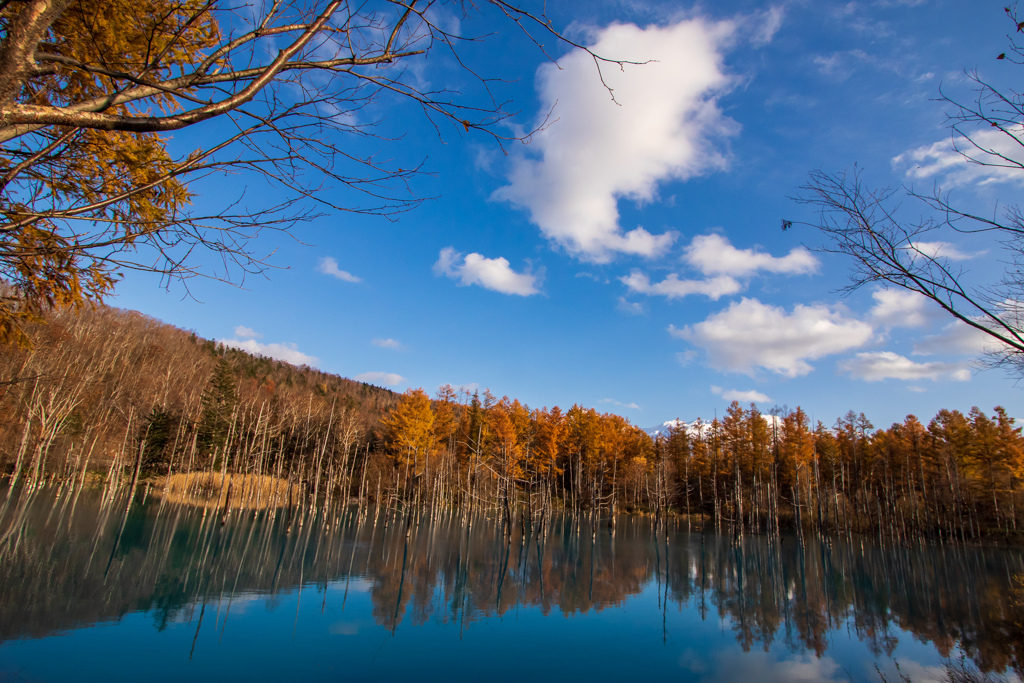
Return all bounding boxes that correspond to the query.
[671,298,873,377]
[869,288,941,328]
[433,247,540,296]
[372,338,403,350]
[621,234,816,301]
[599,398,642,411]
[893,124,1024,187]
[840,351,971,382]
[218,338,318,367]
[683,233,819,277]
[913,320,997,355]
[233,325,262,339]
[494,18,738,262]
[711,385,771,403]
[621,270,742,300]
[317,256,362,283]
[354,371,405,386]
[907,241,984,261]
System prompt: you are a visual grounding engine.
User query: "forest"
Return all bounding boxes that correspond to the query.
[1,302,1023,545]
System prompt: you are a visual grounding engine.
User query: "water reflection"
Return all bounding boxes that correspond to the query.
[1,487,1022,681]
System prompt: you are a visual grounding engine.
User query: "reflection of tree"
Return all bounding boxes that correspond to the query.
[2,491,1023,677]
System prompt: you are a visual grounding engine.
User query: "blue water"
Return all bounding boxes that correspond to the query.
[0,489,1020,682]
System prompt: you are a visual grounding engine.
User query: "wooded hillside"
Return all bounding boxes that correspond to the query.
[0,303,398,502]
[2,303,1023,544]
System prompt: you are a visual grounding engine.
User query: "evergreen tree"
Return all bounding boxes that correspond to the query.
[197,359,237,461]
[139,406,180,473]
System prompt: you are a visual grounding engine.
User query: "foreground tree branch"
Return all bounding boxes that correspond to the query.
[796,6,1024,377]
[797,168,1024,362]
[0,0,623,345]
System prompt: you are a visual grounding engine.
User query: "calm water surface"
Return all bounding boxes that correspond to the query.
[1,487,1022,682]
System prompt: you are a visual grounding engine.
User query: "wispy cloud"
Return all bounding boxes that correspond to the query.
[684,233,819,277]
[494,18,739,262]
[317,256,362,283]
[354,371,405,386]
[711,385,771,403]
[894,124,1024,187]
[671,298,873,377]
[599,398,642,411]
[434,247,540,296]
[913,321,997,356]
[617,297,645,315]
[372,338,403,350]
[576,272,609,284]
[907,241,985,261]
[839,351,970,382]
[749,6,784,47]
[676,350,698,366]
[812,49,869,81]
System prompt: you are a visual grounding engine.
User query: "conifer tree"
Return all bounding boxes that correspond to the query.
[382,388,434,476]
[197,358,237,461]
[139,405,179,472]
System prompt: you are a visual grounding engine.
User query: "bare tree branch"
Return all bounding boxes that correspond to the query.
[796,5,1024,378]
[0,0,629,345]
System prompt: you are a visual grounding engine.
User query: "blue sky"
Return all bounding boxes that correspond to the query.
[113,0,1023,430]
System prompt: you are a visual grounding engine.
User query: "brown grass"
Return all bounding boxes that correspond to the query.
[154,472,298,510]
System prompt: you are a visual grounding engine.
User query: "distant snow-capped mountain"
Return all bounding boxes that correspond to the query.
[644,419,694,438]
[645,414,783,439]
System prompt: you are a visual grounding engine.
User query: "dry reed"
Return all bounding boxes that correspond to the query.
[155,472,298,510]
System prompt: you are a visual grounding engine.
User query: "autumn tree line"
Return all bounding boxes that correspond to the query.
[381,388,1024,544]
[1,303,1023,543]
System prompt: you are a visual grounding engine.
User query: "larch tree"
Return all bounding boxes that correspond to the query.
[429,384,458,502]
[780,407,814,529]
[929,409,975,538]
[530,406,566,485]
[487,396,523,482]
[382,387,434,485]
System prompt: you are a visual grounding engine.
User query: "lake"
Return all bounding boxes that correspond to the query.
[0,486,1022,682]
